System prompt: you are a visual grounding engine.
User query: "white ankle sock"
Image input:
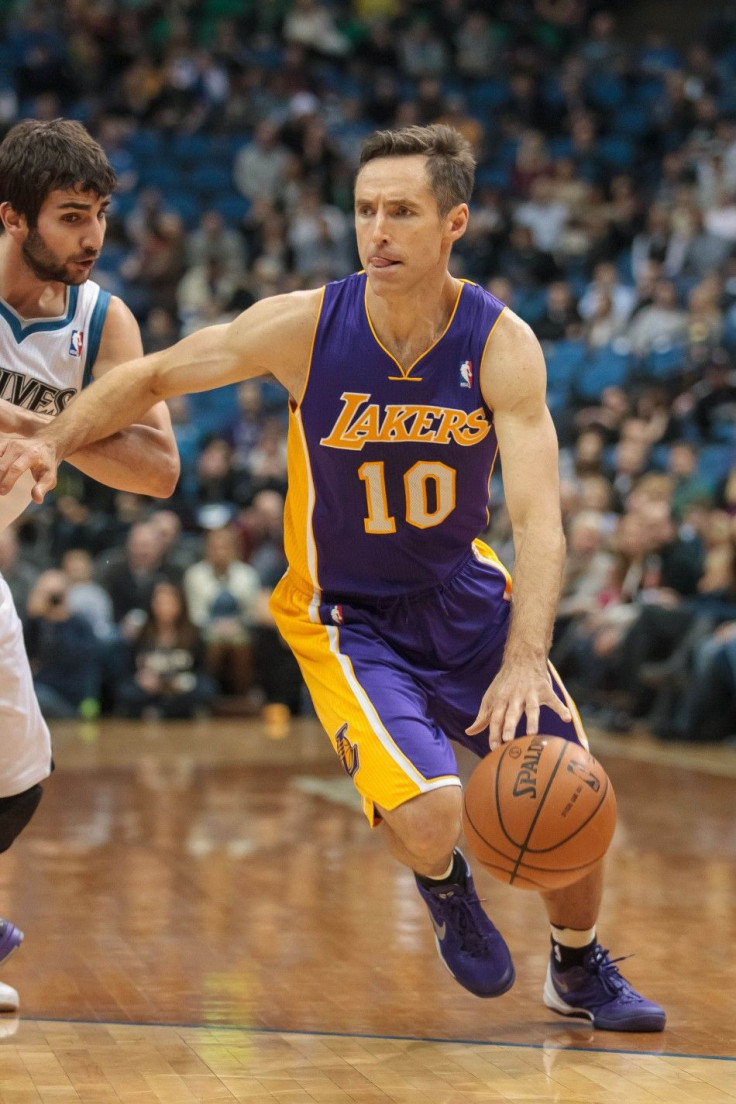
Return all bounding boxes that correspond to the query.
[550,924,596,948]
[425,855,455,881]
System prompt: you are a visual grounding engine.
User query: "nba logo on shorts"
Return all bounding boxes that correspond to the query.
[334,723,360,778]
[459,359,473,388]
[68,330,84,357]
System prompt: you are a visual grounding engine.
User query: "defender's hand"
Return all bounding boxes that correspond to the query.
[0,438,59,502]
[465,661,572,750]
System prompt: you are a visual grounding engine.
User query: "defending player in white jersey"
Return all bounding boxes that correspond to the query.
[0,118,179,1010]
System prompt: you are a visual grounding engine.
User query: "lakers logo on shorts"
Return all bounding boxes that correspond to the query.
[335,723,360,779]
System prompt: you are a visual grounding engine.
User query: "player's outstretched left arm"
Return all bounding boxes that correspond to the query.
[466,310,571,749]
[0,291,319,503]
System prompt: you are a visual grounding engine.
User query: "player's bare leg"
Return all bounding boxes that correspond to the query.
[540,862,665,1030]
[380,789,514,998]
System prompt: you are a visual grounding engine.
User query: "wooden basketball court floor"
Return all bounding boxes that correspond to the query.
[0,715,735,1103]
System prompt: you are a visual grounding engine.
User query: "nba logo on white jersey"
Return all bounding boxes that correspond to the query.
[68,329,84,357]
[459,360,473,388]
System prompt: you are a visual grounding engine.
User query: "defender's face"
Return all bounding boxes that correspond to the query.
[354,155,464,294]
[23,188,109,284]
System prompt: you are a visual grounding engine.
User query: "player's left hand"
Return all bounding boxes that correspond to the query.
[465,661,572,750]
[0,437,59,502]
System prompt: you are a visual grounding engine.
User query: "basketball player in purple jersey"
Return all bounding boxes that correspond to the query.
[0,125,664,1031]
[0,119,179,1011]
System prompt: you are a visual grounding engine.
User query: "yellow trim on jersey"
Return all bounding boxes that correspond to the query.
[471,537,512,601]
[283,407,321,606]
[547,660,590,750]
[283,287,326,606]
[270,573,461,826]
[293,284,326,409]
[363,278,465,380]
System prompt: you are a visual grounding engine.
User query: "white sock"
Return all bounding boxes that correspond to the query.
[550,924,596,948]
[424,855,455,881]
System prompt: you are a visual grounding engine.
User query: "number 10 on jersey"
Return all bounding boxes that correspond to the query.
[358,461,456,533]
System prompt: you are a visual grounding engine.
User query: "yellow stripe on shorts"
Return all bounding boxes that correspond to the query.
[270,572,460,826]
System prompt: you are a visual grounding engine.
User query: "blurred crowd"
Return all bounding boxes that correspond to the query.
[1,0,735,739]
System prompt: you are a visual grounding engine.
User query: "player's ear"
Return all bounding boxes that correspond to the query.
[445,203,469,243]
[0,202,27,239]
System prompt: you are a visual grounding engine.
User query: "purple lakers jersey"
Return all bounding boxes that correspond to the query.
[284,272,507,599]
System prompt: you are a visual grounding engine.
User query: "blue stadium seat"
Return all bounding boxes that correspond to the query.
[165,191,200,229]
[171,133,213,166]
[544,340,588,391]
[188,385,240,437]
[139,164,184,191]
[212,193,252,225]
[597,136,635,169]
[643,343,687,380]
[575,344,631,400]
[548,136,573,159]
[189,164,233,197]
[475,165,511,189]
[613,105,650,138]
[586,73,626,109]
[467,79,510,118]
[127,130,166,162]
[634,77,665,106]
[696,445,734,486]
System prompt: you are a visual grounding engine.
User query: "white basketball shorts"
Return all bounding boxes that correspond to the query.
[0,575,52,798]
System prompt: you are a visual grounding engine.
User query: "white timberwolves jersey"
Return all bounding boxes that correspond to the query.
[0,282,108,795]
[0,279,110,530]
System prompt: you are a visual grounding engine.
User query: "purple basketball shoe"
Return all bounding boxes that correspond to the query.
[415,851,514,998]
[544,944,666,1031]
[0,921,22,965]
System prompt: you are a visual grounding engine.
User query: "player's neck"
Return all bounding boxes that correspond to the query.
[0,238,68,319]
[366,273,461,363]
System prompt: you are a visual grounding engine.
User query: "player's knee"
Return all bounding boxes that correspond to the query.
[0,784,44,853]
[386,787,462,863]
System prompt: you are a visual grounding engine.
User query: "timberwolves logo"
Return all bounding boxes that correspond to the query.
[334,723,360,778]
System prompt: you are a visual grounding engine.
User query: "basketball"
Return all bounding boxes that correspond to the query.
[462,735,617,891]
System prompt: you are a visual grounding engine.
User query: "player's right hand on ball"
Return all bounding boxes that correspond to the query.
[0,438,58,502]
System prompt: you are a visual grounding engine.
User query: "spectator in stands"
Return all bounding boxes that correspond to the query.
[577,261,636,326]
[668,442,714,519]
[185,211,245,276]
[62,549,115,642]
[24,570,101,719]
[514,176,569,253]
[233,122,291,203]
[98,521,166,624]
[0,526,38,614]
[535,280,583,341]
[183,525,260,698]
[115,580,216,720]
[627,280,689,357]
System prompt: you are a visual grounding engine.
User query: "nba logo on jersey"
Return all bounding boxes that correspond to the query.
[330,605,344,625]
[459,360,473,388]
[68,330,84,357]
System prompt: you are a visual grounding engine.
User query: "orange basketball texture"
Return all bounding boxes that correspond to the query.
[462,735,617,890]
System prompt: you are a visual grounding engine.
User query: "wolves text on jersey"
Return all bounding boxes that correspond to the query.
[320,391,491,452]
[0,368,77,415]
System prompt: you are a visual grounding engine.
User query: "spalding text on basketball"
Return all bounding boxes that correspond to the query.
[511,736,545,799]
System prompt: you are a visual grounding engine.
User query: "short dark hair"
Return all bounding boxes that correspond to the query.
[0,118,116,227]
[358,124,475,216]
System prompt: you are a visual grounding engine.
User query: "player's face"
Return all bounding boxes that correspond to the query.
[354,155,467,293]
[22,188,110,284]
